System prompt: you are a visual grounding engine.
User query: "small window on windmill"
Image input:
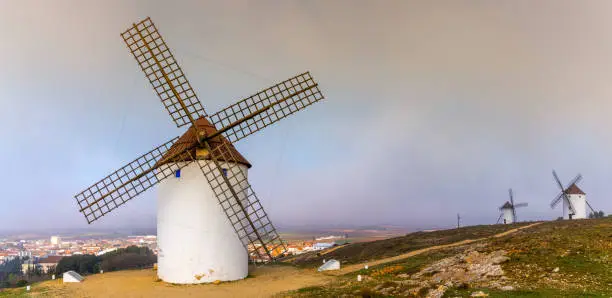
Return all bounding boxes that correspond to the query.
[222,168,228,177]
[175,169,181,178]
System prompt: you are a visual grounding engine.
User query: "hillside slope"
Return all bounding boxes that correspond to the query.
[287,222,533,267]
[3,219,609,297]
[285,217,612,297]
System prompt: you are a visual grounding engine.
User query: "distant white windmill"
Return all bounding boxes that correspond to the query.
[551,171,595,220]
[497,188,527,224]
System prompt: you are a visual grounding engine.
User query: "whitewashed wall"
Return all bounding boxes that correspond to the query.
[563,194,587,220]
[156,161,249,284]
[502,208,514,224]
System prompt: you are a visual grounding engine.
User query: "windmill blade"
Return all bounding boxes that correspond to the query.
[121,17,206,128]
[550,193,563,208]
[514,203,528,208]
[552,170,565,191]
[556,190,576,214]
[565,195,576,215]
[74,137,195,224]
[551,170,566,208]
[198,140,287,261]
[208,72,324,144]
[565,174,583,189]
[564,174,581,214]
[496,213,503,224]
[586,200,596,214]
[551,172,581,213]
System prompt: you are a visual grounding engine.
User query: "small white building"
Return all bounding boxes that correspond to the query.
[500,202,514,224]
[63,271,84,283]
[318,259,340,272]
[563,184,587,220]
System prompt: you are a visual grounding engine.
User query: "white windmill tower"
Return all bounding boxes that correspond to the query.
[551,171,595,220]
[74,17,325,284]
[497,188,527,224]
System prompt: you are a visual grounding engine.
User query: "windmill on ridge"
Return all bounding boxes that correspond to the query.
[551,170,595,220]
[73,17,325,284]
[497,188,527,224]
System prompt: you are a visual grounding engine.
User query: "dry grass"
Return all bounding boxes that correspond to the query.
[0,266,332,298]
[477,217,612,294]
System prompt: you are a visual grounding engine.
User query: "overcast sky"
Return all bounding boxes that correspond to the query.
[2,0,612,232]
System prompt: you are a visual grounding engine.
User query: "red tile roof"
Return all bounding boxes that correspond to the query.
[38,256,63,264]
[156,116,251,168]
[565,183,585,195]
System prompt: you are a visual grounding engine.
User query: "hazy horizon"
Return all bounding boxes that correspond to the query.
[0,221,441,235]
[2,1,612,232]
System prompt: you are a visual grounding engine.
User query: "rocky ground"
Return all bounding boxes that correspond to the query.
[331,246,515,297]
[394,249,512,297]
[285,218,612,297]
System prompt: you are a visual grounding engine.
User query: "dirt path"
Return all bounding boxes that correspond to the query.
[24,223,541,298]
[281,244,349,263]
[31,265,333,298]
[329,222,542,275]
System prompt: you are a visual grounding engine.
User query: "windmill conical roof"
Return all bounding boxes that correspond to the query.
[157,116,251,168]
[565,183,585,195]
[500,201,513,209]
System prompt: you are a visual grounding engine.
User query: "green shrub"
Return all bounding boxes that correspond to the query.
[15,280,27,287]
[55,246,156,275]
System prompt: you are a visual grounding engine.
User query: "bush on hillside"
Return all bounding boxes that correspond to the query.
[101,246,156,272]
[100,253,156,271]
[55,254,99,275]
[589,210,605,219]
[56,246,156,275]
[15,280,27,287]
